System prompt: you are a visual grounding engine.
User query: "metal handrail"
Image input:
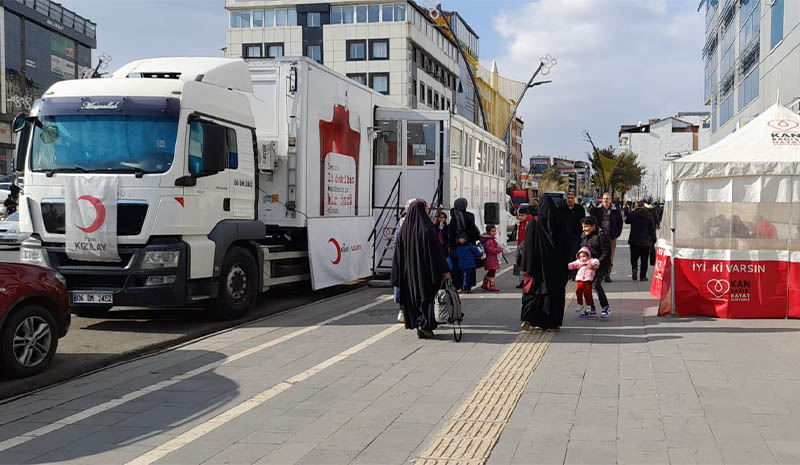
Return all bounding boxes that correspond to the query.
[369,172,402,242]
[371,172,402,274]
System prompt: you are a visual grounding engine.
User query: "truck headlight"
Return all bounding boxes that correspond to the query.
[141,250,180,270]
[21,247,48,267]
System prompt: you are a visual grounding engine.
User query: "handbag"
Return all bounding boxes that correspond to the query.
[434,278,463,342]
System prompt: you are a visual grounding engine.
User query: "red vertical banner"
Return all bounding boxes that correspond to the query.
[650,246,672,316]
[673,258,787,318]
[789,261,800,318]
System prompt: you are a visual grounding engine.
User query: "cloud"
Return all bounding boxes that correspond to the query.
[492,0,704,161]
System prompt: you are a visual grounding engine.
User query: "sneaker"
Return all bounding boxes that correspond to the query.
[520,321,531,331]
[579,311,592,318]
[600,309,609,318]
[632,269,638,281]
[640,276,648,282]
[590,307,597,316]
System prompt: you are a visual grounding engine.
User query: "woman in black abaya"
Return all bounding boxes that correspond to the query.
[392,200,452,339]
[449,198,480,290]
[520,196,571,331]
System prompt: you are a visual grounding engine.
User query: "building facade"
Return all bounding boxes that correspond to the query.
[702,0,797,144]
[510,115,523,188]
[225,0,461,114]
[0,0,96,174]
[619,112,710,201]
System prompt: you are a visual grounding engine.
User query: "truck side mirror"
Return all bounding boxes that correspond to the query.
[12,113,26,133]
[14,124,31,174]
[201,123,226,174]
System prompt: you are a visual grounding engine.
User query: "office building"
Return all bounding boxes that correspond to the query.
[702,0,797,143]
[510,115,523,188]
[0,0,96,174]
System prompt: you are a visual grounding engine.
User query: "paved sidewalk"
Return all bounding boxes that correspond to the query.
[488,243,800,465]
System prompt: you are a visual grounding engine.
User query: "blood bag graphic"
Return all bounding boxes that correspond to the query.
[319,103,361,216]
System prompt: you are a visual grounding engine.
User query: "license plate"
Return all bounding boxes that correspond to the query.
[72,292,113,305]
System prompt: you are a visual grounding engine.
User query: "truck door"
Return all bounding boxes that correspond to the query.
[184,119,232,233]
[227,126,256,219]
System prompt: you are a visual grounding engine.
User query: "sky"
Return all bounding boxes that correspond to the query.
[65,0,706,162]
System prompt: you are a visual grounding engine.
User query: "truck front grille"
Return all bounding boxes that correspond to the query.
[41,201,148,236]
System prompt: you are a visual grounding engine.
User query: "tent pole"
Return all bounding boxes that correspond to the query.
[670,178,677,316]
[787,177,794,320]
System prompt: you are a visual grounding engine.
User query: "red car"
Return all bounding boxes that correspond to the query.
[0,263,70,378]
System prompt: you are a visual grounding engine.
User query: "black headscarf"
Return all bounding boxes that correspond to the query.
[391,200,450,310]
[522,196,571,293]
[450,198,479,244]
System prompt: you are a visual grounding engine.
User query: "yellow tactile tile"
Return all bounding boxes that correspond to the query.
[416,330,553,465]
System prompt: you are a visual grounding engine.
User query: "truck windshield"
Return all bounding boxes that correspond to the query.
[30,114,179,174]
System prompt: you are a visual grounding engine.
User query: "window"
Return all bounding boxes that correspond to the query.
[370,73,389,94]
[288,8,297,25]
[407,122,436,166]
[427,87,432,105]
[446,98,451,111]
[276,8,287,26]
[243,44,262,58]
[264,9,274,27]
[226,128,238,169]
[370,39,389,60]
[230,11,241,28]
[331,6,342,24]
[395,3,406,21]
[356,5,368,23]
[375,120,400,165]
[266,43,284,58]
[368,5,380,22]
[420,83,426,103]
[467,135,474,168]
[188,122,204,175]
[343,5,354,23]
[240,11,251,28]
[382,4,393,21]
[720,92,734,125]
[739,65,759,110]
[771,0,784,49]
[434,92,440,110]
[253,10,264,27]
[739,0,760,53]
[412,79,417,97]
[307,12,320,27]
[347,40,366,61]
[347,73,367,85]
[451,127,462,166]
[306,44,322,62]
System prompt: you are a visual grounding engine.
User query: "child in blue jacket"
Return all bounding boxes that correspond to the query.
[451,232,482,294]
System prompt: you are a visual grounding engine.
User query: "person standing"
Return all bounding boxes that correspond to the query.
[520,196,571,331]
[580,216,612,318]
[479,225,503,292]
[392,200,451,339]
[560,192,586,279]
[530,198,540,217]
[451,232,482,294]
[515,206,531,289]
[449,198,481,291]
[626,201,657,281]
[434,211,450,258]
[590,193,622,282]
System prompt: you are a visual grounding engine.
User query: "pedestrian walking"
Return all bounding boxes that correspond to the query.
[392,198,424,323]
[451,232,482,294]
[479,224,503,292]
[391,200,451,339]
[626,200,657,281]
[515,206,532,289]
[449,198,480,291]
[434,211,450,258]
[568,247,600,314]
[560,191,586,280]
[580,216,612,318]
[520,196,571,331]
[590,193,622,282]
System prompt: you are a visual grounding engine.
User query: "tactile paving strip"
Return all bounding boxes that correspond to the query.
[416,330,553,465]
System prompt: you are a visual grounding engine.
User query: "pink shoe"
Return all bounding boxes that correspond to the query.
[488,286,500,292]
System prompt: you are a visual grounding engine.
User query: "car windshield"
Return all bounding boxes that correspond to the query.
[6,212,18,221]
[30,114,179,174]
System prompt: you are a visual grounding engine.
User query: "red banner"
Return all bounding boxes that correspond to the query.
[650,247,672,316]
[789,262,800,318]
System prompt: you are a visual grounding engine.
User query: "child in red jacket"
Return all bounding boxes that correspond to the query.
[479,225,504,292]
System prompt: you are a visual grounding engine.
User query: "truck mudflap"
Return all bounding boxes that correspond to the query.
[36,238,189,308]
[307,216,374,290]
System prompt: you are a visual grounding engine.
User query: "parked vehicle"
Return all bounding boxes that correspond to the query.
[0,263,70,378]
[0,212,30,246]
[14,57,510,319]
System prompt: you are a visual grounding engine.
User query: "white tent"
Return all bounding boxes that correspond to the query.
[654,103,800,318]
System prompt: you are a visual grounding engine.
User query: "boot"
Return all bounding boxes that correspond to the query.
[632,268,638,281]
[488,278,500,292]
[481,277,490,290]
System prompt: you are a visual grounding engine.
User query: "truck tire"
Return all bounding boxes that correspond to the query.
[71,306,113,318]
[0,305,59,378]
[208,246,258,320]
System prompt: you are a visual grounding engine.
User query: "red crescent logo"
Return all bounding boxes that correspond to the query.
[329,238,342,265]
[75,195,106,234]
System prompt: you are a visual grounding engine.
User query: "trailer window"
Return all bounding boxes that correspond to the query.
[407,122,436,166]
[374,120,400,166]
[451,127,462,166]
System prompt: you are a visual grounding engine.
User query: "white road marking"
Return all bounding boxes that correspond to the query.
[0,295,393,452]
[125,323,403,465]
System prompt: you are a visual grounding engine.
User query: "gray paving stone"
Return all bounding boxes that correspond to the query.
[295,447,361,465]
[667,446,724,465]
[563,440,616,465]
[617,439,669,465]
[716,440,778,465]
[767,441,800,464]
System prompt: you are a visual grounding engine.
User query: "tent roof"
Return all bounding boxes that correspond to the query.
[671,102,800,181]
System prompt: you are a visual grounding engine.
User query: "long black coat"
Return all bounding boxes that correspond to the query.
[560,203,586,253]
[626,208,657,247]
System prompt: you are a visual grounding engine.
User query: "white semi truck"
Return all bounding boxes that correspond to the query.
[14,57,509,318]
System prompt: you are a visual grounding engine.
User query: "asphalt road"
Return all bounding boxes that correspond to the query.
[0,245,362,401]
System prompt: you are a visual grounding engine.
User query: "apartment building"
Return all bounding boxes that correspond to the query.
[225,0,461,113]
[510,115,523,188]
[702,0,798,143]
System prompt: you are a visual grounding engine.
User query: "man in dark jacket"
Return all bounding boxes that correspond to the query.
[560,191,586,279]
[626,201,657,281]
[589,193,623,282]
[580,216,612,318]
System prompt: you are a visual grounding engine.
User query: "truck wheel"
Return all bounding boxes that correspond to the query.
[71,306,113,318]
[208,246,258,320]
[0,305,58,378]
